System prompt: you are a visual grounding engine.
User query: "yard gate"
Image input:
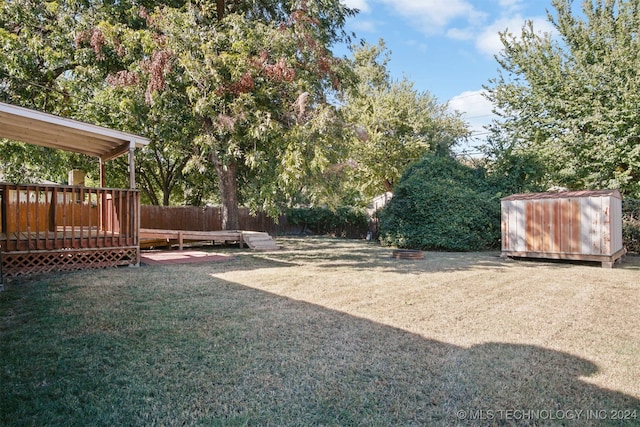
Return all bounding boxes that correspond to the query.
[501,190,625,268]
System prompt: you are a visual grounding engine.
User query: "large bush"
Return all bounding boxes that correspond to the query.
[623,198,640,254]
[378,154,500,251]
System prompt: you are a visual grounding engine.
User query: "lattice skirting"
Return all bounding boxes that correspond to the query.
[1,247,139,281]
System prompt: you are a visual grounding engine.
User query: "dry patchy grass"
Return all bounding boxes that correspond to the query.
[1,237,639,426]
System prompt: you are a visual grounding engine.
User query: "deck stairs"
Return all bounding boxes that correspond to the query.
[241,231,279,251]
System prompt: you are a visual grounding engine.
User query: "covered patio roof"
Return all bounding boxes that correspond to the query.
[0,101,149,161]
[0,101,150,188]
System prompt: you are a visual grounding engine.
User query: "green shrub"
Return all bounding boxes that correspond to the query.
[622,198,640,254]
[378,154,501,251]
[286,206,368,238]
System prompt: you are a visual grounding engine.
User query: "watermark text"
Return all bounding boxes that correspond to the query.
[456,408,637,422]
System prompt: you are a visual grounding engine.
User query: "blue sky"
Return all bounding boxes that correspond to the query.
[338,0,557,153]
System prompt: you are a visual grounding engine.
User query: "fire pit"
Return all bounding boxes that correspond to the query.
[391,249,424,260]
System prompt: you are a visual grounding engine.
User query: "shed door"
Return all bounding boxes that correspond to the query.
[525,199,581,254]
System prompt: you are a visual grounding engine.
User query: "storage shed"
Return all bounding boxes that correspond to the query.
[501,190,625,268]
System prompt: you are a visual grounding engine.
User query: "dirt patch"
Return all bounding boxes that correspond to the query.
[140,250,235,265]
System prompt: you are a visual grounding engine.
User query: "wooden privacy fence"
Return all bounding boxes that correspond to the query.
[140,205,368,238]
[140,205,286,235]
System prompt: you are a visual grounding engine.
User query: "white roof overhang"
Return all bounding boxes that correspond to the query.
[0,101,150,161]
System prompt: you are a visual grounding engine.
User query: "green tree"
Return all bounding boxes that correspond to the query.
[485,0,640,197]
[0,0,78,110]
[482,136,549,197]
[0,0,100,183]
[343,41,470,197]
[1,0,356,218]
[134,3,355,228]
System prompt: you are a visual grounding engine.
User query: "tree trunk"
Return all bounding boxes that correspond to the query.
[213,157,240,230]
[162,187,171,206]
[216,0,225,21]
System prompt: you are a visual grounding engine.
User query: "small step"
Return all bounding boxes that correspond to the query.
[242,231,279,251]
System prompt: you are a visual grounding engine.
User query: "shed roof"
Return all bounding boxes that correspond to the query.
[502,189,622,201]
[0,101,150,161]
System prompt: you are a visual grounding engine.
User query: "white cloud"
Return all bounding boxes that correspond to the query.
[476,16,525,56]
[497,0,524,14]
[379,0,486,34]
[351,19,377,33]
[447,27,475,40]
[475,15,556,57]
[342,0,370,13]
[405,39,428,54]
[449,90,492,117]
[448,90,496,149]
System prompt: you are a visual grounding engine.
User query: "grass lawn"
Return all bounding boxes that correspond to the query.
[1,237,639,426]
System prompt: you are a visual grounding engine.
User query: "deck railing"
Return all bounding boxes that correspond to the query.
[0,182,139,252]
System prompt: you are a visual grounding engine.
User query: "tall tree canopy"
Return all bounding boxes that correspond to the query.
[0,0,98,183]
[485,0,640,197]
[343,41,469,197]
[1,0,357,226]
[138,2,355,227]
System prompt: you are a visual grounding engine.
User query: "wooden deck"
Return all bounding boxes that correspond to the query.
[140,229,279,251]
[140,228,244,250]
[1,228,126,251]
[1,183,141,282]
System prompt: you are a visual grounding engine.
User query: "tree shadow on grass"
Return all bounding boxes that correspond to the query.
[143,236,640,275]
[252,237,640,275]
[1,271,638,426]
[237,236,507,274]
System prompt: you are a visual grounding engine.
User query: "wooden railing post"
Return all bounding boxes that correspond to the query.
[0,184,6,251]
[0,182,142,278]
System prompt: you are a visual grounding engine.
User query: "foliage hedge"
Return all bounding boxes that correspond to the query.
[623,198,640,254]
[283,162,640,253]
[378,154,501,251]
[285,206,368,239]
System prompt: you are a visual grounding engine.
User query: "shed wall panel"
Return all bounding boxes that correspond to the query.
[569,199,581,253]
[580,197,595,255]
[517,202,526,251]
[603,198,612,252]
[500,190,624,263]
[594,196,605,254]
[559,199,569,253]
[552,200,562,252]
[516,201,526,251]
[525,202,535,251]
[540,201,548,252]
[544,200,554,252]
[502,200,526,252]
[611,199,623,251]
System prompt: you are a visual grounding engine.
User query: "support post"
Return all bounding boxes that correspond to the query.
[129,141,136,190]
[99,159,105,232]
[99,158,105,188]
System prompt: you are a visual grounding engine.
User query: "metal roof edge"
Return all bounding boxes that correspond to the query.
[0,101,150,146]
[501,189,622,201]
